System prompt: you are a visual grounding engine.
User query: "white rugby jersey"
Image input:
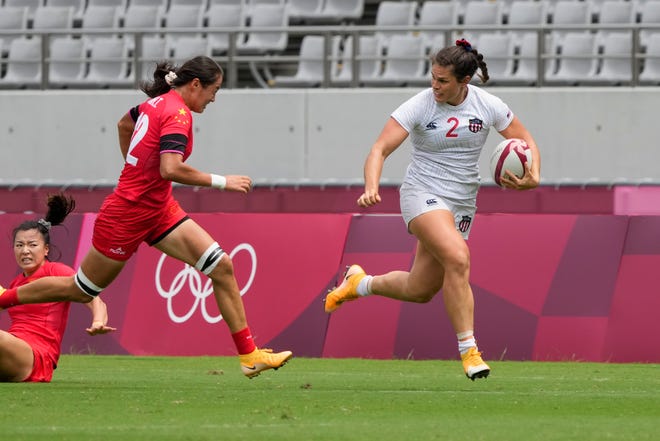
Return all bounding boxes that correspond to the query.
[392,85,513,201]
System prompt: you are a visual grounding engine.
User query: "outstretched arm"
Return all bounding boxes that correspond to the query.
[358,117,409,207]
[84,297,116,335]
[160,152,253,194]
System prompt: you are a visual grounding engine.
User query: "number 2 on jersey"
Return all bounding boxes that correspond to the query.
[446,117,459,138]
[126,113,149,166]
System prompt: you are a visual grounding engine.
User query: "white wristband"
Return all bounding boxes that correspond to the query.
[210,174,227,190]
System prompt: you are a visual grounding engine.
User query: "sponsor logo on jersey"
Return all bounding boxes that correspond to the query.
[468,118,483,133]
[425,121,438,130]
[109,247,127,256]
[426,198,437,206]
[458,215,472,233]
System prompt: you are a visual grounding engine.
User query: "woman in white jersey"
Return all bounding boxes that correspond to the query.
[324,39,541,380]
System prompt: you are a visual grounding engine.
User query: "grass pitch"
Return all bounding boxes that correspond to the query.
[1,356,658,441]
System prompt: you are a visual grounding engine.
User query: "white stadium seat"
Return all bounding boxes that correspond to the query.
[206,4,246,55]
[274,34,336,87]
[0,37,43,88]
[237,3,288,53]
[363,34,427,86]
[546,32,598,84]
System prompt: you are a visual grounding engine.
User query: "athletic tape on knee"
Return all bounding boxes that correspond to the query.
[194,242,225,276]
[74,268,104,298]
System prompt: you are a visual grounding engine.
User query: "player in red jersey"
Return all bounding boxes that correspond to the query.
[0,56,292,378]
[0,194,115,382]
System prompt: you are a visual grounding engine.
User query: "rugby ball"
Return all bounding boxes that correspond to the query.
[489,138,532,187]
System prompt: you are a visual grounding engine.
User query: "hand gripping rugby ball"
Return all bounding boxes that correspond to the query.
[489,138,532,187]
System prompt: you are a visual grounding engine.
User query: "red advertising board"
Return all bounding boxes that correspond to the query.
[1,212,659,362]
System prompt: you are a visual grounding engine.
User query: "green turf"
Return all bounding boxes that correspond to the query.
[1,356,658,441]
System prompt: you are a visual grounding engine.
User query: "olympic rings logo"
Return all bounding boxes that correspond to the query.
[155,243,257,324]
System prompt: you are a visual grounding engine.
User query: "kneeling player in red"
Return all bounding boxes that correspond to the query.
[0,194,115,382]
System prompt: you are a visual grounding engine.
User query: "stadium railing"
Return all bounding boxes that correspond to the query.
[1,22,660,89]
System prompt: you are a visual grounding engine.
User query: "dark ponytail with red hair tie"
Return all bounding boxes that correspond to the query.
[433,38,489,83]
[455,39,473,52]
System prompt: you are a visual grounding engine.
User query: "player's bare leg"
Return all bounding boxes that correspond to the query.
[332,210,490,380]
[0,326,34,382]
[155,219,292,378]
[0,248,124,308]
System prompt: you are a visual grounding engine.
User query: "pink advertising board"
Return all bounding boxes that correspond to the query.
[1,212,659,362]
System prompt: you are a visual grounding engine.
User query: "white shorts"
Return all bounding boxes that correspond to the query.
[399,185,476,239]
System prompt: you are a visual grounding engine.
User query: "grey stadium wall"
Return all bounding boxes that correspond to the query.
[1,88,658,185]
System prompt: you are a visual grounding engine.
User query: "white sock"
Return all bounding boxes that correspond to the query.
[356,275,373,296]
[458,336,476,355]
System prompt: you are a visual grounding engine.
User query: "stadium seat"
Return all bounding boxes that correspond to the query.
[509,32,553,85]
[0,37,42,88]
[459,1,503,44]
[315,0,365,23]
[638,0,660,47]
[417,1,458,52]
[237,3,288,53]
[44,0,86,20]
[129,0,169,8]
[588,32,634,84]
[639,31,660,84]
[473,32,515,84]
[543,0,573,17]
[123,4,164,29]
[80,5,122,45]
[598,0,635,26]
[206,4,246,55]
[332,35,383,86]
[4,0,41,21]
[247,0,284,8]
[48,37,87,88]
[87,0,127,8]
[32,5,75,33]
[163,4,205,48]
[550,1,592,43]
[122,4,165,51]
[362,34,426,86]
[373,1,418,47]
[589,0,611,16]
[286,0,324,22]
[507,0,547,55]
[86,0,128,21]
[0,6,29,55]
[409,31,453,87]
[208,0,244,6]
[170,36,211,64]
[545,32,598,84]
[463,0,513,18]
[83,37,132,87]
[273,34,339,87]
[427,33,448,57]
[170,0,210,8]
[245,0,285,17]
[596,1,635,43]
[507,1,547,34]
[132,36,168,82]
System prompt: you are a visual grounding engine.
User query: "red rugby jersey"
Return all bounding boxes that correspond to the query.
[8,261,74,365]
[115,89,193,208]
